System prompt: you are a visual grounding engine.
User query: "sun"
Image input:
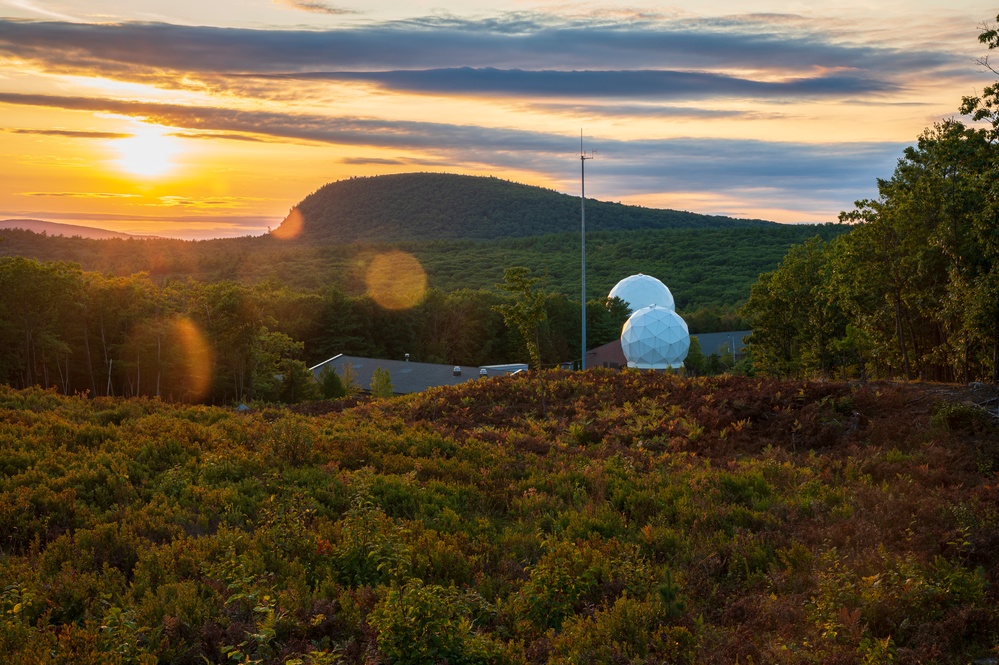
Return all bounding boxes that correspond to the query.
[112,123,181,178]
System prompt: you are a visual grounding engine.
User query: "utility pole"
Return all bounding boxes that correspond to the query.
[580,131,595,370]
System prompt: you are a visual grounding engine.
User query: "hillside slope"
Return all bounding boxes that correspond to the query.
[0,374,996,663]
[284,172,776,243]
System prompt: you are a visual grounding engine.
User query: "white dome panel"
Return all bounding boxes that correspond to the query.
[621,305,690,369]
[608,273,674,312]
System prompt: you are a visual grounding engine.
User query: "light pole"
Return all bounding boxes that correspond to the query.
[580,132,594,370]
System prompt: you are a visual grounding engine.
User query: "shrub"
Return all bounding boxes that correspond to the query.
[370,368,394,399]
[369,579,496,665]
[317,366,347,399]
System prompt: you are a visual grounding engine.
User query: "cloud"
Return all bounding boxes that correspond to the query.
[276,67,892,99]
[167,131,268,142]
[0,90,902,221]
[9,128,131,138]
[0,15,968,90]
[525,102,777,120]
[156,195,264,208]
[4,0,79,22]
[18,191,142,198]
[274,0,360,15]
[341,157,408,165]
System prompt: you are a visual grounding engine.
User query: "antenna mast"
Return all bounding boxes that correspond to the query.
[580,130,594,370]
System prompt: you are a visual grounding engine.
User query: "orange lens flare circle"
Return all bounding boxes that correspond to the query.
[365,251,428,310]
[272,207,304,240]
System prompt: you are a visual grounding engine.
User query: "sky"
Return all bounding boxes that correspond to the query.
[0,1,996,238]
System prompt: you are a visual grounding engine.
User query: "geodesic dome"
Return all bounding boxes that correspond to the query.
[621,305,690,369]
[608,273,674,312]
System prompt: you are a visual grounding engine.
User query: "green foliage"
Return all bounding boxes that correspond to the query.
[0,373,997,664]
[369,578,495,665]
[317,366,346,399]
[369,367,394,398]
[746,122,999,381]
[494,266,548,369]
[550,594,697,665]
[746,24,999,383]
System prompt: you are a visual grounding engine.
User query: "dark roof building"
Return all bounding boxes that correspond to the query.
[308,356,529,395]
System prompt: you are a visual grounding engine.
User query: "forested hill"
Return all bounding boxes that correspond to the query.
[283,172,776,243]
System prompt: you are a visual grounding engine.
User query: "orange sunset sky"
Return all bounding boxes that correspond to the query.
[0,0,997,238]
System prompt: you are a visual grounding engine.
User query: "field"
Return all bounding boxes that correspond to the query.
[1,372,998,664]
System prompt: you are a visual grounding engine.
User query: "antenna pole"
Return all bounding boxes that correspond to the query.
[580,130,594,371]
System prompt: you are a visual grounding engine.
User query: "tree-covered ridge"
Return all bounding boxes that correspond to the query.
[287,173,775,244]
[0,223,844,312]
[0,374,996,663]
[406,223,847,306]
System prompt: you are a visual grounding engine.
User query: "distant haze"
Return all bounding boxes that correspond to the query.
[0,219,143,240]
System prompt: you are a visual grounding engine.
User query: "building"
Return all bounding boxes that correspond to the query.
[308,355,527,395]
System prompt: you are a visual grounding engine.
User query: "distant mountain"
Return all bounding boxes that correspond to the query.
[0,219,138,240]
[279,173,776,244]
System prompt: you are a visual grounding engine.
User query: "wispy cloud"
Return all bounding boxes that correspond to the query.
[166,131,268,142]
[272,67,892,99]
[525,102,778,120]
[9,128,131,138]
[0,15,969,91]
[156,195,264,208]
[0,90,903,220]
[274,0,360,15]
[341,157,408,165]
[4,0,79,22]
[18,191,142,198]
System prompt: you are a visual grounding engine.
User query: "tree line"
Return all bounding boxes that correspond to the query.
[0,258,634,402]
[744,16,999,384]
[745,119,999,382]
[0,222,844,325]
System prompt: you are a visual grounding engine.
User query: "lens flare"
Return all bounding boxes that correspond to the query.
[172,317,213,401]
[272,207,304,240]
[365,250,428,310]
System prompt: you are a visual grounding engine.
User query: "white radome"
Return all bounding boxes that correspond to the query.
[621,305,690,369]
[608,273,674,312]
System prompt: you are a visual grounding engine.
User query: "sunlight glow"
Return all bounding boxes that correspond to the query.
[111,124,181,178]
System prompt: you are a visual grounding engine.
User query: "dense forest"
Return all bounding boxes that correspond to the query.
[286,173,774,244]
[0,218,840,307]
[0,257,650,400]
[0,373,996,664]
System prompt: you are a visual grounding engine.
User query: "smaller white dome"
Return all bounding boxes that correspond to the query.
[621,305,689,369]
[608,273,674,312]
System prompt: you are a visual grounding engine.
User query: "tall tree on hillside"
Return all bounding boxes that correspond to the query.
[494,266,548,370]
